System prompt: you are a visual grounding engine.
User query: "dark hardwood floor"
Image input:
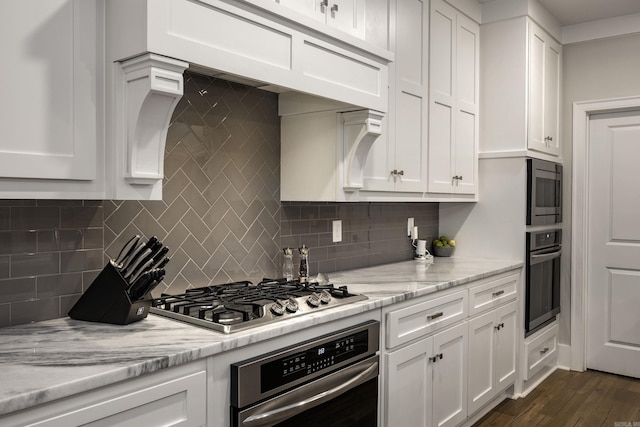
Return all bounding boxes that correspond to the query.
[473,369,640,427]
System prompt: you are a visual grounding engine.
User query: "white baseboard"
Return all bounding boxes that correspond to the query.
[558,343,571,370]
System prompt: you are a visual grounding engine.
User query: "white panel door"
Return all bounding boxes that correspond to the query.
[587,111,640,378]
[467,311,495,415]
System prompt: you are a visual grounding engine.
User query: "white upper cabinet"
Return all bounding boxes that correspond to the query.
[362,0,428,194]
[428,0,479,195]
[480,17,562,160]
[0,0,104,199]
[275,0,365,38]
[528,21,561,156]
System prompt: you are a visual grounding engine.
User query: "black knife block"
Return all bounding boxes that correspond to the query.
[68,261,152,325]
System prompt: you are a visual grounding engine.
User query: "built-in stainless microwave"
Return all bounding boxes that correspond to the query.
[527,158,562,225]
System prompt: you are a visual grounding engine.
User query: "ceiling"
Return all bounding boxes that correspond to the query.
[479,0,640,26]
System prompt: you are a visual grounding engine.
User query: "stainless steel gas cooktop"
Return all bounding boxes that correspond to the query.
[150,278,367,333]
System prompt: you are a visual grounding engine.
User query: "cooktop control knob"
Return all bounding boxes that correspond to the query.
[286,297,299,313]
[319,290,332,304]
[306,293,321,308]
[270,300,286,316]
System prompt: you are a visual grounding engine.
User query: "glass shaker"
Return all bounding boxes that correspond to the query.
[282,247,294,281]
[298,245,309,283]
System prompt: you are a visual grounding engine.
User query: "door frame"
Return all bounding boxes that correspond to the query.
[571,95,640,371]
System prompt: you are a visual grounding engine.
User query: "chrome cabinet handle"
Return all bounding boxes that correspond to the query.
[331,3,338,12]
[540,347,550,354]
[427,311,443,320]
[320,0,329,12]
[494,322,505,331]
[492,290,505,297]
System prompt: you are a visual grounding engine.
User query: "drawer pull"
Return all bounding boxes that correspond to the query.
[540,347,550,354]
[429,353,444,363]
[494,322,505,331]
[492,290,505,297]
[427,312,444,321]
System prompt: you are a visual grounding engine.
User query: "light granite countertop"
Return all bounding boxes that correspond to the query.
[0,257,522,417]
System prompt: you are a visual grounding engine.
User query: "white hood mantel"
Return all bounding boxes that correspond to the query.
[106,0,391,200]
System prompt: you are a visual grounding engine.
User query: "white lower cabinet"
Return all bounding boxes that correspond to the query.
[467,300,518,415]
[0,361,207,427]
[383,272,520,427]
[385,322,467,427]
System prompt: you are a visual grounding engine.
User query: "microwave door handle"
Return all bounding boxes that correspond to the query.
[242,360,379,427]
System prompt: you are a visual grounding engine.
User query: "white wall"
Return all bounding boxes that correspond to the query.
[561,33,640,346]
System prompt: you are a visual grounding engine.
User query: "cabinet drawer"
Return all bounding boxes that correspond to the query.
[386,290,467,349]
[468,272,519,316]
[524,323,558,381]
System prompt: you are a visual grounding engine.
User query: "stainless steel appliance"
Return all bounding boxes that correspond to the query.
[231,321,379,426]
[525,229,561,336]
[150,278,367,333]
[527,158,562,225]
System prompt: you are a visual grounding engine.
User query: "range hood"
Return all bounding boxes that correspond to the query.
[105,0,392,200]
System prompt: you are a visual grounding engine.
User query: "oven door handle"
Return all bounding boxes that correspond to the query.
[530,249,562,263]
[242,358,379,427]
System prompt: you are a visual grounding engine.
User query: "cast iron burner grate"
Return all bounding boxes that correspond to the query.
[149,278,367,333]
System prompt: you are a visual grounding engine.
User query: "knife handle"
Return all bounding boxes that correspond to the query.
[114,235,140,266]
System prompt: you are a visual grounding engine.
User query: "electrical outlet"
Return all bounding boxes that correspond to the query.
[332,220,342,243]
[407,217,414,236]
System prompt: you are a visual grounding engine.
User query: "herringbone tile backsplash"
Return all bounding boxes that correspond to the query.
[104,73,282,295]
[0,72,439,326]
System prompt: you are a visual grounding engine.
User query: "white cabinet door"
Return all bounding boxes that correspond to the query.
[433,322,468,427]
[527,21,561,156]
[467,300,518,415]
[363,0,427,193]
[467,311,496,415]
[495,300,518,390]
[0,0,100,190]
[428,0,478,195]
[385,336,434,427]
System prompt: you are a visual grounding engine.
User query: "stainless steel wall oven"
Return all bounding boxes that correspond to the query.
[231,321,380,426]
[527,158,562,225]
[525,229,561,337]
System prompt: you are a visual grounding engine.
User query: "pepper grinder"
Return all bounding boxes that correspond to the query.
[282,247,294,281]
[298,245,309,283]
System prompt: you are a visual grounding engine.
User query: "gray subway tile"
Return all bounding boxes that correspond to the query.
[11,297,60,325]
[0,230,37,255]
[0,208,10,230]
[0,277,36,303]
[84,228,103,249]
[11,252,60,278]
[0,256,8,279]
[0,303,9,327]
[11,207,60,230]
[38,229,84,252]
[60,294,82,317]
[37,273,83,298]
[61,206,103,228]
[60,250,103,273]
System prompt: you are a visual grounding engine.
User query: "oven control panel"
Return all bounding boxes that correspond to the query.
[261,330,368,392]
[231,320,380,408]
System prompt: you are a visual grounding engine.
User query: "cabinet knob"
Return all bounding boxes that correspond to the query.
[331,3,339,13]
